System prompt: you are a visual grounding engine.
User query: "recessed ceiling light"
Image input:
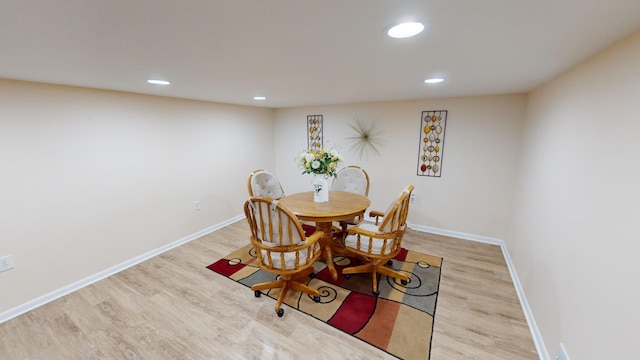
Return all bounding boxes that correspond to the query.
[424,78,444,84]
[253,96,267,100]
[387,22,424,38]
[147,79,170,85]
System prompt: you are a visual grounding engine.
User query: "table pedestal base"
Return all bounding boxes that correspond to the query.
[314,222,338,280]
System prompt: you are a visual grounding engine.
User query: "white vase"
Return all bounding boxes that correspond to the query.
[312,174,330,202]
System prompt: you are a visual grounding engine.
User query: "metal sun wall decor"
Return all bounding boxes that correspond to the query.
[346,117,385,160]
[307,115,323,151]
[417,110,447,177]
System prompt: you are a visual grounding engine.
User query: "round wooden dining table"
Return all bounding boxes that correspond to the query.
[279,190,370,280]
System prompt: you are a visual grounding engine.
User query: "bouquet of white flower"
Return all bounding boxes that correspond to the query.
[296,148,343,177]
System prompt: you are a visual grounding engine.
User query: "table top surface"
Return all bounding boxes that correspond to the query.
[279,190,370,222]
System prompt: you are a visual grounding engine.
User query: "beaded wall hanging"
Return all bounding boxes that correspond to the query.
[307,115,323,151]
[417,110,447,177]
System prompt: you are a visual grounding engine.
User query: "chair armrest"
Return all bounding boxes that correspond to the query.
[369,210,385,225]
[347,226,396,240]
[251,230,325,252]
[347,226,377,238]
[305,230,325,245]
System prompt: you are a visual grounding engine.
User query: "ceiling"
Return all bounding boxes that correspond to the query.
[1,0,639,108]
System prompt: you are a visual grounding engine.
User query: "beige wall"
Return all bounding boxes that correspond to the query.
[0,79,274,313]
[273,94,526,240]
[508,32,640,359]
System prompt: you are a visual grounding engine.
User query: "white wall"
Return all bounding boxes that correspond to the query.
[507,32,640,359]
[273,95,526,240]
[0,79,274,313]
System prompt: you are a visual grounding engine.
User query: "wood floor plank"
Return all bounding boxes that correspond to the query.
[0,222,538,359]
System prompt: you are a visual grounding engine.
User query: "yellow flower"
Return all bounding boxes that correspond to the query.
[305,162,311,168]
[328,162,334,168]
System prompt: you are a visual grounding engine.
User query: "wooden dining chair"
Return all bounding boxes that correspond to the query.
[342,185,414,295]
[248,169,317,236]
[331,166,370,241]
[244,196,324,317]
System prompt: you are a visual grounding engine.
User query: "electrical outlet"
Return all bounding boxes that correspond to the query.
[0,255,15,272]
[556,343,570,360]
[194,200,201,211]
[410,193,416,203]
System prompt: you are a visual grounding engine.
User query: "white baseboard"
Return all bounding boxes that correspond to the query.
[408,222,505,246]
[407,222,550,360]
[0,215,245,324]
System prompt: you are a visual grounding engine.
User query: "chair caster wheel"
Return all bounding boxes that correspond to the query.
[277,308,284,317]
[254,290,261,297]
[313,296,321,302]
[373,290,380,296]
[401,279,408,285]
[387,260,393,266]
[344,274,351,279]
[309,272,316,279]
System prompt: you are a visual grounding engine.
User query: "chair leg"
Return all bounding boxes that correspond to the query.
[289,281,320,298]
[376,265,409,283]
[371,267,379,295]
[343,263,380,293]
[251,278,288,316]
[341,263,374,276]
[274,281,290,316]
[342,260,408,295]
[252,270,321,317]
[251,279,284,292]
[289,268,320,298]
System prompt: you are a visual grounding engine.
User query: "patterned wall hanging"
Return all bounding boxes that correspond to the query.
[307,115,323,151]
[417,110,447,177]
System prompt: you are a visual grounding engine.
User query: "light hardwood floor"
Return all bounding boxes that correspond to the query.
[0,221,538,359]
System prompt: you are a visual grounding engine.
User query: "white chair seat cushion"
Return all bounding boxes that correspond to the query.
[344,223,393,256]
[260,243,310,270]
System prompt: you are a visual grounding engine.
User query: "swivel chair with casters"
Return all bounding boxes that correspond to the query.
[244,196,324,317]
[342,185,414,296]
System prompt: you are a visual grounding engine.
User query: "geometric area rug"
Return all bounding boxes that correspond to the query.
[207,244,442,360]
